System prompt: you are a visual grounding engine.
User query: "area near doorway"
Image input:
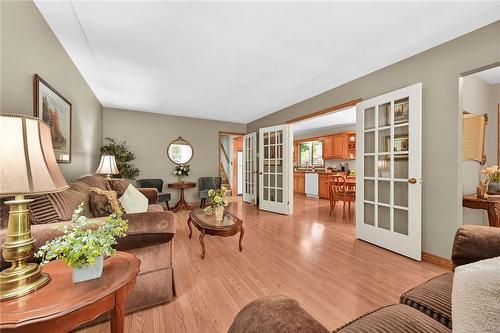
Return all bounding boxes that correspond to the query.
[219,132,245,199]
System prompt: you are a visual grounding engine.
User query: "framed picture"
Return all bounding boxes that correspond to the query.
[33,74,72,163]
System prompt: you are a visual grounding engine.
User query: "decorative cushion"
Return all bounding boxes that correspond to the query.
[400,272,453,329]
[335,304,451,333]
[29,194,59,224]
[77,175,111,191]
[89,187,122,217]
[452,256,500,333]
[29,188,91,224]
[119,184,148,214]
[107,178,129,197]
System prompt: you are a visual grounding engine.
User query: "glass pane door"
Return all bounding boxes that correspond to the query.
[243,132,256,204]
[356,83,421,260]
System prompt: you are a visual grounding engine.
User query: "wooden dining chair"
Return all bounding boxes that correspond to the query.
[328,175,356,219]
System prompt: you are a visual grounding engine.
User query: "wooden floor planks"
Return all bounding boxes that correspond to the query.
[79,194,446,333]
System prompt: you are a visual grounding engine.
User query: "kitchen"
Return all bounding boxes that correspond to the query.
[292,106,356,202]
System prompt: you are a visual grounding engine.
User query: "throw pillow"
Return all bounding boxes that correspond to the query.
[452,256,500,333]
[119,184,148,214]
[107,178,129,197]
[89,187,122,217]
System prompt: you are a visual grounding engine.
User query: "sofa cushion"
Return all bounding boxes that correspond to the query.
[107,178,130,197]
[228,295,330,333]
[335,304,451,333]
[400,272,453,329]
[77,175,111,191]
[29,194,60,224]
[119,184,148,214]
[90,187,122,217]
[452,256,500,333]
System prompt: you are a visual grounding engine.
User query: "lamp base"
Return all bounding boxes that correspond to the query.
[0,263,50,301]
[0,196,50,301]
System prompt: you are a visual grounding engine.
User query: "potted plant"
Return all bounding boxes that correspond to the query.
[205,186,229,221]
[35,203,128,283]
[482,165,500,193]
[174,164,190,183]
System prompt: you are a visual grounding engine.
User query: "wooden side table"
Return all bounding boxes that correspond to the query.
[0,252,140,333]
[463,194,500,227]
[168,182,197,212]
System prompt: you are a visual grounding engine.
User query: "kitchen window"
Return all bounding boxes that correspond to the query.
[299,141,324,166]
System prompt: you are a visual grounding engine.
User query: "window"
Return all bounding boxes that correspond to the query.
[299,141,323,166]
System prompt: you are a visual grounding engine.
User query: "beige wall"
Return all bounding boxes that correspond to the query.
[248,21,500,259]
[462,75,500,226]
[0,1,103,181]
[103,108,246,202]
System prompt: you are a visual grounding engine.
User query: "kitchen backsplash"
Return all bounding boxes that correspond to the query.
[325,159,356,172]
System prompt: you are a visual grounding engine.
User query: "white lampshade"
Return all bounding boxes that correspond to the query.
[95,155,119,176]
[0,114,68,196]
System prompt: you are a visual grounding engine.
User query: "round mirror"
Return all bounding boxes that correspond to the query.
[167,137,193,164]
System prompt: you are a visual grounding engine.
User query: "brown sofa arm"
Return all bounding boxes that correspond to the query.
[452,224,500,269]
[228,296,329,333]
[138,188,158,204]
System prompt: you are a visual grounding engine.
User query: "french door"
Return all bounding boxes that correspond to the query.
[242,132,257,204]
[259,125,293,215]
[356,83,422,260]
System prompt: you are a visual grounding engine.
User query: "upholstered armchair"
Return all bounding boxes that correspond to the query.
[198,177,222,207]
[136,179,171,210]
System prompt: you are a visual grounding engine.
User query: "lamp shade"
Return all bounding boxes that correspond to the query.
[95,155,119,175]
[0,113,68,196]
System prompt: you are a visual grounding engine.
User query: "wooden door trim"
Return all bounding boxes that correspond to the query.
[287,98,362,124]
[218,131,246,182]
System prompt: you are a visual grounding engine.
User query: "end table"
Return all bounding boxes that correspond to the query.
[0,251,140,333]
[168,182,197,212]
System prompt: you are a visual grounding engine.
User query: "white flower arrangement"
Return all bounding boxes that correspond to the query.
[174,164,190,176]
[208,186,229,208]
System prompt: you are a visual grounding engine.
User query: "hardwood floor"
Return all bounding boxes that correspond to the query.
[80,194,446,333]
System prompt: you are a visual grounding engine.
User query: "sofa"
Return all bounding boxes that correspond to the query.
[0,175,176,317]
[228,225,500,333]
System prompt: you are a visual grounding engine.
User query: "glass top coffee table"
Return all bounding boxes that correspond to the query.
[187,208,244,259]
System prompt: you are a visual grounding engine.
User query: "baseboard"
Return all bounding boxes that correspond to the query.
[421,252,453,270]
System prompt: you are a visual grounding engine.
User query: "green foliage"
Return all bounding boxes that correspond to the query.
[101,137,140,180]
[174,164,190,176]
[35,203,128,268]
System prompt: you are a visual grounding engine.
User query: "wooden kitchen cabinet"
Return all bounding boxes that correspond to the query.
[332,134,344,159]
[318,173,329,199]
[321,132,356,160]
[322,136,334,160]
[294,172,305,193]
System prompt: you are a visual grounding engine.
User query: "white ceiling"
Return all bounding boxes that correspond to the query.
[475,66,500,85]
[292,106,356,136]
[34,1,500,124]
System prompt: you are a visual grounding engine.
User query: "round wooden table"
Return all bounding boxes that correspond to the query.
[168,182,196,212]
[0,252,140,333]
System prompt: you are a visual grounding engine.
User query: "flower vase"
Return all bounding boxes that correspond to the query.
[214,206,224,222]
[72,255,103,283]
[488,182,500,194]
[178,176,185,183]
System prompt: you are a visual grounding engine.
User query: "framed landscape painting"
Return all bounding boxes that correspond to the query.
[33,74,72,163]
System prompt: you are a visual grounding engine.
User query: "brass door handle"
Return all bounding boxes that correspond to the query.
[408,178,417,184]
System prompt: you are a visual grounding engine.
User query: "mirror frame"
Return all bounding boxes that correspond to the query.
[167,136,194,165]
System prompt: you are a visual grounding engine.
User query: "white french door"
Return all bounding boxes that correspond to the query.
[356,83,422,260]
[259,125,293,215]
[242,132,257,204]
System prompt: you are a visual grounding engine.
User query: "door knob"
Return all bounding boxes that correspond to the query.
[408,178,417,184]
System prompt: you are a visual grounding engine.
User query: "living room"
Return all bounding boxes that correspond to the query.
[1,1,500,333]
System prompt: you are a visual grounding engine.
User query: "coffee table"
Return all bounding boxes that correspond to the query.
[0,251,140,333]
[187,208,244,259]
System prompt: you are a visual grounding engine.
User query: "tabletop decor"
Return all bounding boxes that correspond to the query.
[101,137,140,179]
[34,74,72,163]
[204,186,229,221]
[174,164,190,183]
[35,203,128,283]
[0,113,69,301]
[481,165,500,193]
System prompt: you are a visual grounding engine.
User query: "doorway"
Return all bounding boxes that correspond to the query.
[218,131,245,199]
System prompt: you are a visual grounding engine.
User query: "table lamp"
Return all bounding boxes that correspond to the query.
[95,154,119,179]
[0,114,68,301]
